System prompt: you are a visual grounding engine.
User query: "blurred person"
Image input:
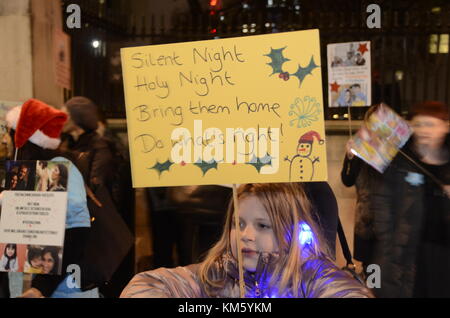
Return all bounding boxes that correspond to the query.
[62,97,114,193]
[370,101,450,297]
[65,100,134,298]
[15,164,30,190]
[48,164,68,192]
[355,52,365,66]
[9,174,18,190]
[341,105,381,273]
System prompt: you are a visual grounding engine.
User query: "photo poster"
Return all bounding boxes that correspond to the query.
[0,160,70,275]
[327,41,371,107]
[351,103,412,173]
[121,29,328,187]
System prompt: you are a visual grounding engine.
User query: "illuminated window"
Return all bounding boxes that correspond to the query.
[429,34,449,54]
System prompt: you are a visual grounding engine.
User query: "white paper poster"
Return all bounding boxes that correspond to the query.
[0,191,67,246]
[0,160,69,274]
[327,41,371,107]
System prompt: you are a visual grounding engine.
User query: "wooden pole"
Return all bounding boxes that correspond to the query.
[232,184,246,298]
[347,105,353,139]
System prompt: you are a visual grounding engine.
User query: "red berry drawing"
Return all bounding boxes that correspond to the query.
[181,161,186,166]
[232,160,236,165]
[278,72,290,81]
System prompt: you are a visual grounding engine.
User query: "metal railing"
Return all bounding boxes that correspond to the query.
[63,2,450,119]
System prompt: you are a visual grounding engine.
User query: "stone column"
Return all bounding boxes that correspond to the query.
[0,0,65,107]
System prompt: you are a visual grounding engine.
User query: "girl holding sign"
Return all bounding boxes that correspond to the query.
[121,183,372,298]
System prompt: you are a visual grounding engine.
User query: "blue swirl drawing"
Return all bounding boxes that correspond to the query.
[288,96,322,128]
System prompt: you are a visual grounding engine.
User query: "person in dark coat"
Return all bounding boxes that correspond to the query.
[62,97,133,298]
[370,101,450,298]
[341,105,382,271]
[62,96,114,192]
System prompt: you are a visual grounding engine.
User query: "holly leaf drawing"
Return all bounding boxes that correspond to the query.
[264,47,290,76]
[290,56,319,87]
[149,159,173,177]
[246,154,273,173]
[194,159,218,176]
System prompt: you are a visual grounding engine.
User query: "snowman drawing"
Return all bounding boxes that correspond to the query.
[284,131,324,181]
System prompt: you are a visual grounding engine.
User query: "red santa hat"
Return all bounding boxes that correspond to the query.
[298,131,324,144]
[5,99,68,149]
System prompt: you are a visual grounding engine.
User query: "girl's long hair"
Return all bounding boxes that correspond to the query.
[42,246,60,275]
[198,183,332,297]
[55,164,69,189]
[3,244,17,271]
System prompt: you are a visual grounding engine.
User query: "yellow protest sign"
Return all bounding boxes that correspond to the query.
[121,29,327,187]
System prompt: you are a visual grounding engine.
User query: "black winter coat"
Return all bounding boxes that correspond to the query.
[70,131,114,190]
[341,156,380,264]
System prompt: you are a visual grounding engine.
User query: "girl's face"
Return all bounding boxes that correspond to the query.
[411,115,449,148]
[30,256,42,269]
[11,175,18,188]
[51,166,60,181]
[6,246,15,257]
[345,91,351,101]
[230,195,278,272]
[42,252,55,274]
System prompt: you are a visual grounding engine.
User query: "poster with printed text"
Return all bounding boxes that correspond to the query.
[327,41,371,107]
[121,29,328,187]
[0,160,69,275]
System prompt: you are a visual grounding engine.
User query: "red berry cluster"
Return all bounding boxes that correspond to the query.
[278,72,290,81]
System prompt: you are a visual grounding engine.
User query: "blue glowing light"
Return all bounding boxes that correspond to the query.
[298,222,313,246]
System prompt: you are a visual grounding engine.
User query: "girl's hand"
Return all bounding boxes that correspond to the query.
[19,288,44,298]
[345,139,355,160]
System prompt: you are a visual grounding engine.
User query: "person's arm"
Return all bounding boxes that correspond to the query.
[341,155,363,187]
[341,139,364,187]
[29,227,89,297]
[120,265,202,298]
[89,139,114,188]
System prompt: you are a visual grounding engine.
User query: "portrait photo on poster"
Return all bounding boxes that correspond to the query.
[22,244,63,275]
[5,161,36,191]
[327,41,371,108]
[0,243,26,272]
